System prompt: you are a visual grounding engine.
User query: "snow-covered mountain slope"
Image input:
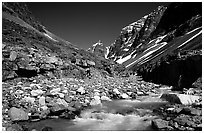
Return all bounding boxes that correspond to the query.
[86,2,202,89]
[106,3,202,72]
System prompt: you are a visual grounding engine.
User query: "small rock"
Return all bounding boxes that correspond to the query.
[101,96,112,101]
[62,90,68,94]
[74,102,82,109]
[64,95,72,103]
[50,88,61,95]
[121,93,129,99]
[31,89,44,97]
[77,86,85,94]
[45,96,52,103]
[15,90,24,95]
[50,104,66,113]
[113,88,120,95]
[56,98,69,107]
[40,106,48,111]
[10,51,17,61]
[90,96,101,106]
[58,93,65,98]
[67,106,76,112]
[2,127,6,131]
[8,107,29,121]
[152,119,169,129]
[22,86,31,90]
[127,92,132,96]
[84,99,90,104]
[137,91,144,96]
[22,96,35,104]
[39,96,46,106]
[94,92,100,96]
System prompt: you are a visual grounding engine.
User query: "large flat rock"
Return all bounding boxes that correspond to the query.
[160,93,200,105]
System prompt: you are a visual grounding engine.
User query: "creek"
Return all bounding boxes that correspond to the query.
[19,91,174,131]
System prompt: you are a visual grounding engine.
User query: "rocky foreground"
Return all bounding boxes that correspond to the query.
[2,69,202,131]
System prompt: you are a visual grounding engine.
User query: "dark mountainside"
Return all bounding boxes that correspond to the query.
[2,2,202,131]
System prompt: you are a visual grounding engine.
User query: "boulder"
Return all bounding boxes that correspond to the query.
[152,119,169,129]
[8,107,29,121]
[160,93,200,105]
[180,107,202,116]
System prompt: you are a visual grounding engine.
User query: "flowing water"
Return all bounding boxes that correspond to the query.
[20,95,171,131]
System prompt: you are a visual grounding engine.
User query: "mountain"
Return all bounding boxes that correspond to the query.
[87,40,109,59]
[89,2,202,89]
[2,2,120,81]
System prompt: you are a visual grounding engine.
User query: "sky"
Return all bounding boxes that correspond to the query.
[27,2,170,49]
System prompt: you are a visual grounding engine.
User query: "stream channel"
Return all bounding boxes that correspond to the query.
[19,88,176,131]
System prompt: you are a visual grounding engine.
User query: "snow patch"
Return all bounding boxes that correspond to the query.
[44,33,58,42]
[123,48,129,51]
[126,42,167,68]
[177,30,202,49]
[116,54,132,64]
[186,27,202,35]
[155,35,167,44]
[116,51,136,64]
[105,46,110,59]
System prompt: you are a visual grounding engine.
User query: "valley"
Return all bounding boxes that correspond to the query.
[1,2,202,131]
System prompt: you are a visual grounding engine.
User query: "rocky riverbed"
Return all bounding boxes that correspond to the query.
[2,70,202,131]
